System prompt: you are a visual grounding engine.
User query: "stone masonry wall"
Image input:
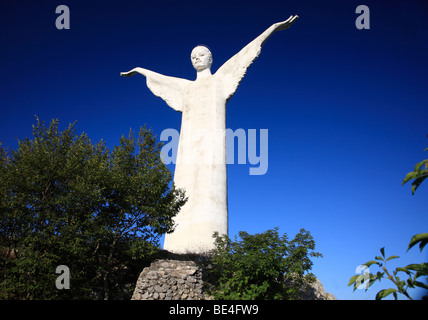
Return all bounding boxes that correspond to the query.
[131,259,208,300]
[131,256,336,300]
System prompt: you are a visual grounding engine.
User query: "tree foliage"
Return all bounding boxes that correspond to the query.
[402,146,428,195]
[206,227,322,300]
[0,118,186,299]
[348,245,428,300]
[348,141,428,300]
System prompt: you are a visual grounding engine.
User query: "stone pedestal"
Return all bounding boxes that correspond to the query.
[131,259,211,300]
[131,252,336,300]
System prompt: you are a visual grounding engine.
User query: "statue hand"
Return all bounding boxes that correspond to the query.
[120,70,137,77]
[273,15,299,32]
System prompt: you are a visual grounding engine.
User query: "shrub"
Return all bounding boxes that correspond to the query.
[207,227,322,300]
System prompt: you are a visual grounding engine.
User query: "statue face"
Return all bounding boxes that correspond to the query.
[191,46,212,71]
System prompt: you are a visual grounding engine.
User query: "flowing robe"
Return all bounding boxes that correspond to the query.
[145,37,263,253]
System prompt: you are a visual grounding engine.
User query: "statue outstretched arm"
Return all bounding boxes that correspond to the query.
[121,67,190,113]
[215,15,299,101]
[121,67,159,78]
[257,15,299,46]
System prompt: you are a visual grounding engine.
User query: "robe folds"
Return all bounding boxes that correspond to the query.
[146,37,263,253]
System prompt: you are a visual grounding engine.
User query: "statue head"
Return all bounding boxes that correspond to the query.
[191,45,213,72]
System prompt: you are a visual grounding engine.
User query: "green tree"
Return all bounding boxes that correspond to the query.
[402,145,428,194]
[207,227,322,300]
[0,118,186,299]
[348,142,428,300]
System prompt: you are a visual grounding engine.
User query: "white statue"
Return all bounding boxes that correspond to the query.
[121,15,299,253]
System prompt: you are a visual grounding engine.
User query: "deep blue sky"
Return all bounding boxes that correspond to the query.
[1,0,427,300]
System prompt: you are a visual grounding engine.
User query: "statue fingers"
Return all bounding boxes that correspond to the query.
[290,15,299,23]
[284,15,294,23]
[275,15,299,31]
[121,71,136,77]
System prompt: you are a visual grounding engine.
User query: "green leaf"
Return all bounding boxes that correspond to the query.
[402,171,418,185]
[404,263,423,272]
[380,247,385,258]
[386,255,399,262]
[364,260,381,268]
[411,174,428,194]
[348,275,360,287]
[407,278,415,288]
[396,267,412,276]
[407,233,428,252]
[376,271,385,280]
[414,159,428,171]
[415,263,428,278]
[376,288,397,300]
[414,281,428,290]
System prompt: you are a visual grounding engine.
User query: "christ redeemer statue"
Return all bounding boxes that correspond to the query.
[121,15,299,253]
